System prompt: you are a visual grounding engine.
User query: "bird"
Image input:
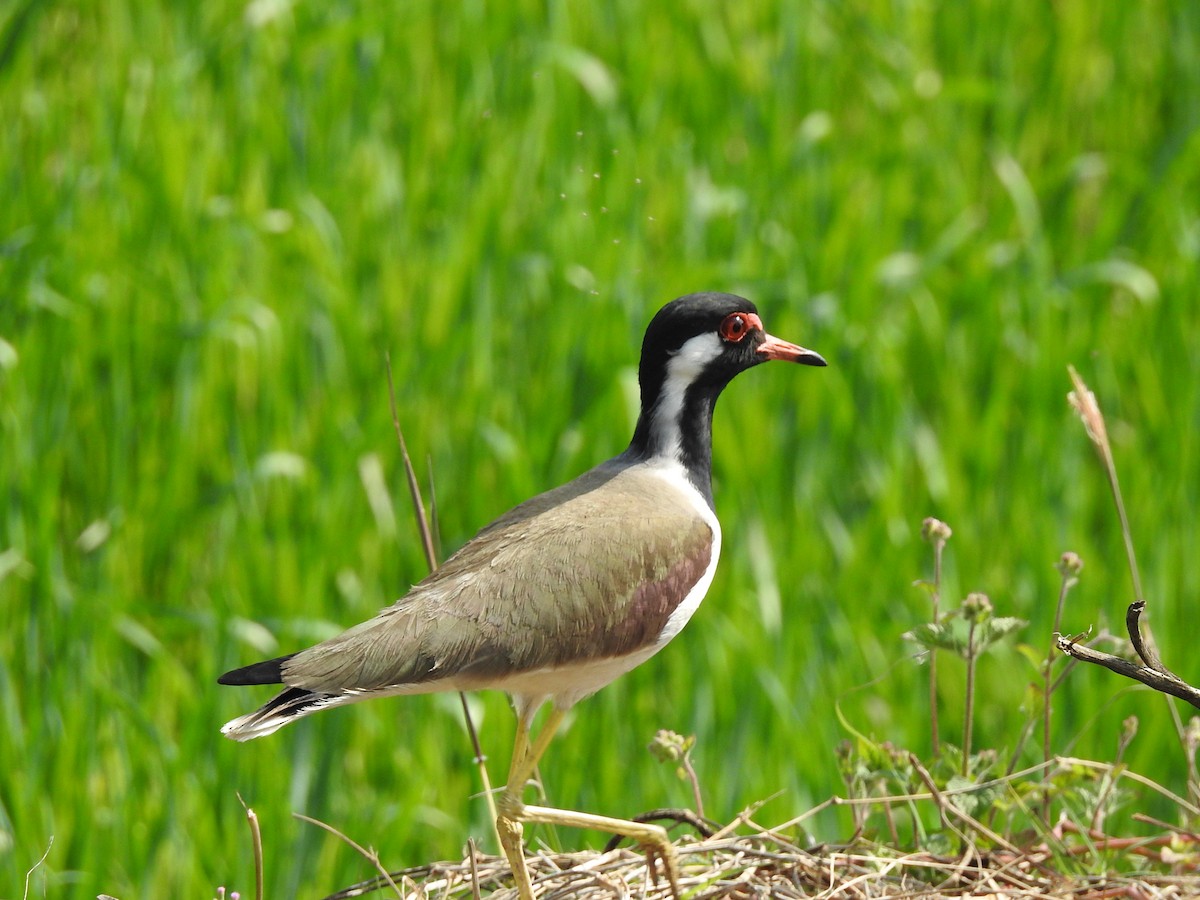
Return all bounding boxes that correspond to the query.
[218,291,826,898]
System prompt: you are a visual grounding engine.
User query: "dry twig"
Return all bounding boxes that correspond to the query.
[1061,367,1200,715]
[1055,604,1200,711]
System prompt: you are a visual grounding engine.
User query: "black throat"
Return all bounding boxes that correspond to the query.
[623,361,731,509]
[619,293,776,510]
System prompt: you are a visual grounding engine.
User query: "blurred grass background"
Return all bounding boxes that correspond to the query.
[3,0,1200,896]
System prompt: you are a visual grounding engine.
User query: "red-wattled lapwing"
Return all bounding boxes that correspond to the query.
[219,292,825,898]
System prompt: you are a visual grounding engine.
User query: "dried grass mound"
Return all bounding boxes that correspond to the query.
[320,814,1200,900]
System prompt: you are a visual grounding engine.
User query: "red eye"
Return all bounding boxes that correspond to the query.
[719,313,750,342]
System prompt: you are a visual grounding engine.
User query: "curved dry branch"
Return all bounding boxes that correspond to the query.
[1056,601,1200,710]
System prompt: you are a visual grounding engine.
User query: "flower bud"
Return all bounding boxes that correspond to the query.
[921,517,952,545]
[1056,552,1084,578]
[962,592,993,623]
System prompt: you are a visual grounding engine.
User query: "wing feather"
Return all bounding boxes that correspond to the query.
[282,463,714,693]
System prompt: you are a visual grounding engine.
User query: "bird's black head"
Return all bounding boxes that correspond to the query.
[637,292,825,409]
[627,292,826,502]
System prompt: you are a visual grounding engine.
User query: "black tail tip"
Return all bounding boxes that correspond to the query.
[218,653,295,686]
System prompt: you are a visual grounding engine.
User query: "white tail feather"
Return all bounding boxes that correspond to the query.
[220,688,352,741]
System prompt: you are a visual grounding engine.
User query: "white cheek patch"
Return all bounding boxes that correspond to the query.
[653,332,723,460]
[669,331,725,378]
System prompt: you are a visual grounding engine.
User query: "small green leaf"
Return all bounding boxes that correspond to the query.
[946,774,981,815]
[1014,642,1047,672]
[903,622,968,655]
[976,616,1028,650]
[911,578,938,598]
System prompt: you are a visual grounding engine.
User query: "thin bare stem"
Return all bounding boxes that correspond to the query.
[1067,367,1143,605]
[1184,719,1200,809]
[1042,554,1081,822]
[908,752,1021,853]
[466,837,482,900]
[295,813,405,899]
[386,354,437,572]
[236,794,265,900]
[22,836,53,900]
[1067,367,1189,755]
[957,591,992,779]
[963,619,976,778]
[427,456,441,563]
[682,754,705,819]
[385,353,499,842]
[1091,717,1137,832]
[921,518,952,758]
[1103,446,1142,606]
[931,541,942,756]
[1006,715,1038,777]
[1044,571,1072,764]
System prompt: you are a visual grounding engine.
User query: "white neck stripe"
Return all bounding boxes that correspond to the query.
[650,332,723,463]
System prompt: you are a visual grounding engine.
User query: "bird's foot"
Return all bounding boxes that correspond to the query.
[496,812,536,900]
[517,803,681,898]
[637,829,682,898]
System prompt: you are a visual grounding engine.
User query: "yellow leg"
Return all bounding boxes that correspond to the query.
[498,705,564,899]
[496,705,680,899]
[496,811,533,899]
[508,703,535,788]
[505,706,566,806]
[498,702,545,900]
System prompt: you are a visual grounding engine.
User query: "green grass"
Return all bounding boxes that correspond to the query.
[3,1,1200,896]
